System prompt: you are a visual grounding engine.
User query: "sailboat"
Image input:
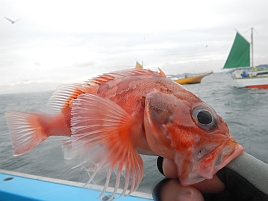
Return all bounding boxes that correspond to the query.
[223,28,268,89]
[135,61,143,69]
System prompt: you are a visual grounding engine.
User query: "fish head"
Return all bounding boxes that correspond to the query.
[144,91,243,186]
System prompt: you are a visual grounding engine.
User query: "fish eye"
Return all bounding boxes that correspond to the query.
[197,110,212,124]
[192,108,216,130]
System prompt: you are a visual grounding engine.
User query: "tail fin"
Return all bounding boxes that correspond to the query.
[5,111,48,156]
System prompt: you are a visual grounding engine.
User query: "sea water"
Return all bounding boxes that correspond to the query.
[0,73,268,194]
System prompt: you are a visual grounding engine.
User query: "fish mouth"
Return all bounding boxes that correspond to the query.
[175,141,243,186]
[197,142,244,179]
[213,143,244,171]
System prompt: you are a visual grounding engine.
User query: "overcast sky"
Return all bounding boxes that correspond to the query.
[1,0,268,94]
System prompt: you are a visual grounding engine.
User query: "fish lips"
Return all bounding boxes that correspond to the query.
[196,142,244,179]
[177,141,244,186]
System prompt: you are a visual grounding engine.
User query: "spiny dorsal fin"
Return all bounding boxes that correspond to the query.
[47,82,98,112]
[47,68,166,111]
[90,68,166,85]
[47,83,84,111]
[158,68,166,76]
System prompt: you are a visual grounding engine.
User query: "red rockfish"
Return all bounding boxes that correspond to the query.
[5,68,243,198]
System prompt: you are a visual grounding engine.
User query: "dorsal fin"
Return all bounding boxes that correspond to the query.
[47,82,98,112]
[91,68,166,85]
[47,68,166,111]
[47,83,84,111]
[158,68,166,76]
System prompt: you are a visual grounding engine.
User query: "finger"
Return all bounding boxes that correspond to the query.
[153,179,204,201]
[162,158,178,178]
[157,157,225,193]
[157,156,178,178]
[192,175,225,193]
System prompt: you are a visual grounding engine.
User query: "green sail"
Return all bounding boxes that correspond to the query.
[223,32,250,69]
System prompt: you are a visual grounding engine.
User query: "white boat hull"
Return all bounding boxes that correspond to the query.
[233,77,268,89]
[232,69,268,89]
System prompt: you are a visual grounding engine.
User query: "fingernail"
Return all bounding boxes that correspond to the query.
[157,156,164,176]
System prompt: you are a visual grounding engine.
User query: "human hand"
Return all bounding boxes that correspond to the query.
[153,152,268,201]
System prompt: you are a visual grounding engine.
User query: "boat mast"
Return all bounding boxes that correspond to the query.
[251,27,254,67]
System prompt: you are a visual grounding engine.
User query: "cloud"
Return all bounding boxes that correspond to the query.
[74,61,96,68]
[1,0,268,94]
[0,81,60,95]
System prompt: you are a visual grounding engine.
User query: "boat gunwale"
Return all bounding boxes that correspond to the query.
[0,169,152,199]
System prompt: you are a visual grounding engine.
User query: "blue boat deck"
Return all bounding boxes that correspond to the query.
[0,169,152,201]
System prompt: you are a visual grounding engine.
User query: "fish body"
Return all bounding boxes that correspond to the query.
[5,68,243,198]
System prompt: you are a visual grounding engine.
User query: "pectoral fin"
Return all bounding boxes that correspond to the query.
[66,94,143,198]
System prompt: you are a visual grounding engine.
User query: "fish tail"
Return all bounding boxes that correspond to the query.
[5,111,48,156]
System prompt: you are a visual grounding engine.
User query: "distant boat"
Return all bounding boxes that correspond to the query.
[136,61,143,69]
[173,71,213,85]
[223,28,268,89]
